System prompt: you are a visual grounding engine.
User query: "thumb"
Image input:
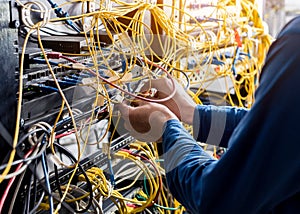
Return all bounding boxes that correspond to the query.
[115,102,132,118]
[131,99,149,107]
[140,79,160,94]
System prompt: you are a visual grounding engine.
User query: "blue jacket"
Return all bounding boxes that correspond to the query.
[162,16,300,213]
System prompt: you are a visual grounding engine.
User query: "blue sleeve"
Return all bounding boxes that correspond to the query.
[163,120,216,213]
[163,16,300,214]
[193,105,248,148]
[163,118,300,213]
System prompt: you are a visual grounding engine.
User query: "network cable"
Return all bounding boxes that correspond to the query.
[46,0,81,33]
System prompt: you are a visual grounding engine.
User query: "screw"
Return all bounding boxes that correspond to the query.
[20,118,25,127]
[10,20,20,28]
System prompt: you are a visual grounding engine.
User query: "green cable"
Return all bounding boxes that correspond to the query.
[144,175,182,211]
[143,175,149,196]
[154,203,182,211]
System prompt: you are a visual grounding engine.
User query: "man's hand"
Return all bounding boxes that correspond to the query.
[141,78,197,124]
[116,101,178,142]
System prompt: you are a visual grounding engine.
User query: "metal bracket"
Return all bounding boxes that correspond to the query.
[9,0,20,28]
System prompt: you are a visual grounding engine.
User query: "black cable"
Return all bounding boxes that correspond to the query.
[25,172,34,214]
[25,157,76,213]
[39,28,78,37]
[2,105,105,169]
[39,28,59,36]
[43,26,79,35]
[22,186,29,214]
[16,128,44,148]
[54,164,63,198]
[0,129,42,173]
[0,138,48,172]
[53,142,94,213]
[26,161,40,214]
[0,129,49,172]
[170,67,191,90]
[32,161,38,214]
[54,144,64,198]
[135,56,145,67]
[19,26,38,42]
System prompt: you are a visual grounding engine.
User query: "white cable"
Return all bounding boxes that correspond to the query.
[21,1,50,28]
[3,144,41,179]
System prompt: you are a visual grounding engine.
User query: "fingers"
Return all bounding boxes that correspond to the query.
[115,103,133,133]
[140,78,170,94]
[115,101,176,142]
[116,100,149,116]
[115,103,131,119]
[132,99,148,107]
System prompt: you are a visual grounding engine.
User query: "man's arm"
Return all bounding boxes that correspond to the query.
[193,105,249,148]
[163,16,300,214]
[163,118,300,214]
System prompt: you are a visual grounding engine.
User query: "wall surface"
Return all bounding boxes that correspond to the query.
[285,0,300,22]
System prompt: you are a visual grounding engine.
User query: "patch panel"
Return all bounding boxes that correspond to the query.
[19,133,136,213]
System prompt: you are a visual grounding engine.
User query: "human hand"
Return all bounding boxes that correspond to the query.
[141,78,196,124]
[116,101,178,142]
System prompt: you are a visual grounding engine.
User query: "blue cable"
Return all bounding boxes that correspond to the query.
[108,159,115,186]
[211,57,225,66]
[247,49,251,59]
[30,84,59,93]
[221,51,248,61]
[46,0,80,33]
[232,47,241,76]
[62,76,81,84]
[98,64,109,70]
[83,62,108,70]
[100,47,111,51]
[57,79,77,86]
[121,60,127,73]
[201,56,225,66]
[69,74,83,81]
[33,58,59,66]
[41,152,54,213]
[39,84,59,92]
[78,72,92,78]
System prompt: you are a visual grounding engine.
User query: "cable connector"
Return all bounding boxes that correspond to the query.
[114,151,129,159]
[46,0,80,32]
[30,84,59,93]
[71,63,87,70]
[47,52,62,59]
[39,203,50,210]
[102,142,109,154]
[129,143,142,150]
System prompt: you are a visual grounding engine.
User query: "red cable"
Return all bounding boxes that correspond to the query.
[121,149,163,204]
[59,55,176,103]
[55,130,76,139]
[0,147,35,213]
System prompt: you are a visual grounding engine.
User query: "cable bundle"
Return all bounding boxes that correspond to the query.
[0,0,272,213]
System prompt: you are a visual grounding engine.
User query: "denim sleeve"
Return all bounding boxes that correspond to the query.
[162,119,216,213]
[163,16,300,214]
[193,105,248,148]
